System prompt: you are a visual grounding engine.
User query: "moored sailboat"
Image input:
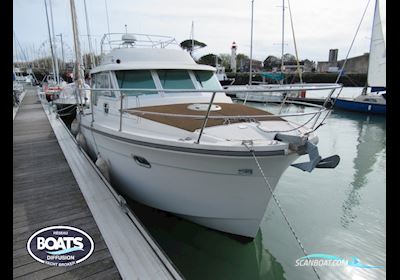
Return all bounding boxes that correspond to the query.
[333,0,386,114]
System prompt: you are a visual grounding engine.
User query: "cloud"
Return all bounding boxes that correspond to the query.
[13,0,385,62]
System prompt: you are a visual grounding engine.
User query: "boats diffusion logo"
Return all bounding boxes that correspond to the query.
[27,226,94,267]
[295,254,384,269]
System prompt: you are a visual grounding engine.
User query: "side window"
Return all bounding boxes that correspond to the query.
[92,73,115,105]
[194,71,222,90]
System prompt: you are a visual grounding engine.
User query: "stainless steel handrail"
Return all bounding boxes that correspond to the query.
[196,92,216,144]
[78,83,342,143]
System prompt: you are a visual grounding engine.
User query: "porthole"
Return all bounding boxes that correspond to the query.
[133,155,151,168]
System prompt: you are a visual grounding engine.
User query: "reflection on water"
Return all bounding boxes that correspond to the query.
[128,200,286,280]
[330,111,386,228]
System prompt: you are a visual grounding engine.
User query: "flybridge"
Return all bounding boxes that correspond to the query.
[100,32,179,55]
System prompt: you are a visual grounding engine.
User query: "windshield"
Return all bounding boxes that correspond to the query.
[157,70,195,90]
[115,70,157,95]
[194,71,222,90]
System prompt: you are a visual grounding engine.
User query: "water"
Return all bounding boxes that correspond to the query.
[124,87,386,279]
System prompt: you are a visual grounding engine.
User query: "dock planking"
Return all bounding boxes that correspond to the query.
[13,89,122,279]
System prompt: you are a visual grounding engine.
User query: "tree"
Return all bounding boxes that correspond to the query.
[219,53,231,70]
[82,53,101,69]
[282,53,296,65]
[235,53,249,71]
[263,55,280,70]
[180,39,207,56]
[198,54,221,66]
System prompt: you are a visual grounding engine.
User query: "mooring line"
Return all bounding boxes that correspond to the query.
[243,142,321,280]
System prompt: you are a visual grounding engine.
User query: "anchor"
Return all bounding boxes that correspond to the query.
[275,133,340,172]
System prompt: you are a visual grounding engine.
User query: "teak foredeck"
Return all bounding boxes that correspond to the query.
[125,103,282,132]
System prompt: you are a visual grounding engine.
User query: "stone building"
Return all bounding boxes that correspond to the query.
[240,59,263,72]
[337,53,369,74]
[317,49,369,74]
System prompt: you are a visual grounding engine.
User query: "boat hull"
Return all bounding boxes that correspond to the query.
[54,103,77,128]
[333,98,386,114]
[80,125,298,238]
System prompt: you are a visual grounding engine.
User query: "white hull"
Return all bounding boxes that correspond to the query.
[80,124,298,237]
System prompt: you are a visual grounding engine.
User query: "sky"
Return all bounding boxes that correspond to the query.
[13,0,386,64]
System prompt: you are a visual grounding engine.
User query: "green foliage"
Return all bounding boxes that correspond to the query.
[219,53,231,70]
[263,55,280,70]
[180,39,207,54]
[226,72,367,86]
[198,53,221,66]
[282,53,296,64]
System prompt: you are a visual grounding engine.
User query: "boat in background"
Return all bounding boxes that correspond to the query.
[226,84,285,103]
[333,0,386,114]
[216,65,235,86]
[41,74,67,102]
[53,82,90,127]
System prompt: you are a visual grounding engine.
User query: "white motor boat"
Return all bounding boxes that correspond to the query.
[76,33,341,238]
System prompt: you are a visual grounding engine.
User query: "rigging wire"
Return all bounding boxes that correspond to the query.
[243,142,321,279]
[314,0,372,131]
[287,0,303,83]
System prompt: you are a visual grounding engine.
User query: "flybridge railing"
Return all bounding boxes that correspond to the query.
[100,33,179,55]
[83,83,342,144]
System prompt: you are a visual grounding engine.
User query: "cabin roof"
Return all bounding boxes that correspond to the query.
[91,48,215,74]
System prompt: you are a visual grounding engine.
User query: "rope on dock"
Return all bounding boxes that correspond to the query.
[243,141,321,280]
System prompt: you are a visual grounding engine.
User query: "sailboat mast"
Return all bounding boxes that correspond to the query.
[13,31,19,66]
[249,0,254,85]
[191,21,194,56]
[43,0,57,84]
[281,0,285,84]
[69,0,84,85]
[48,0,60,84]
[83,0,95,68]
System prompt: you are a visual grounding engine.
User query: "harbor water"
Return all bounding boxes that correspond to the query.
[126,87,386,280]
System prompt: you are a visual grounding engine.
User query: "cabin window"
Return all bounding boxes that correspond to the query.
[92,73,115,105]
[115,70,157,95]
[194,71,221,90]
[157,70,195,90]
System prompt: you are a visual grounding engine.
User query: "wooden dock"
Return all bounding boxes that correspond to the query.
[13,88,183,280]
